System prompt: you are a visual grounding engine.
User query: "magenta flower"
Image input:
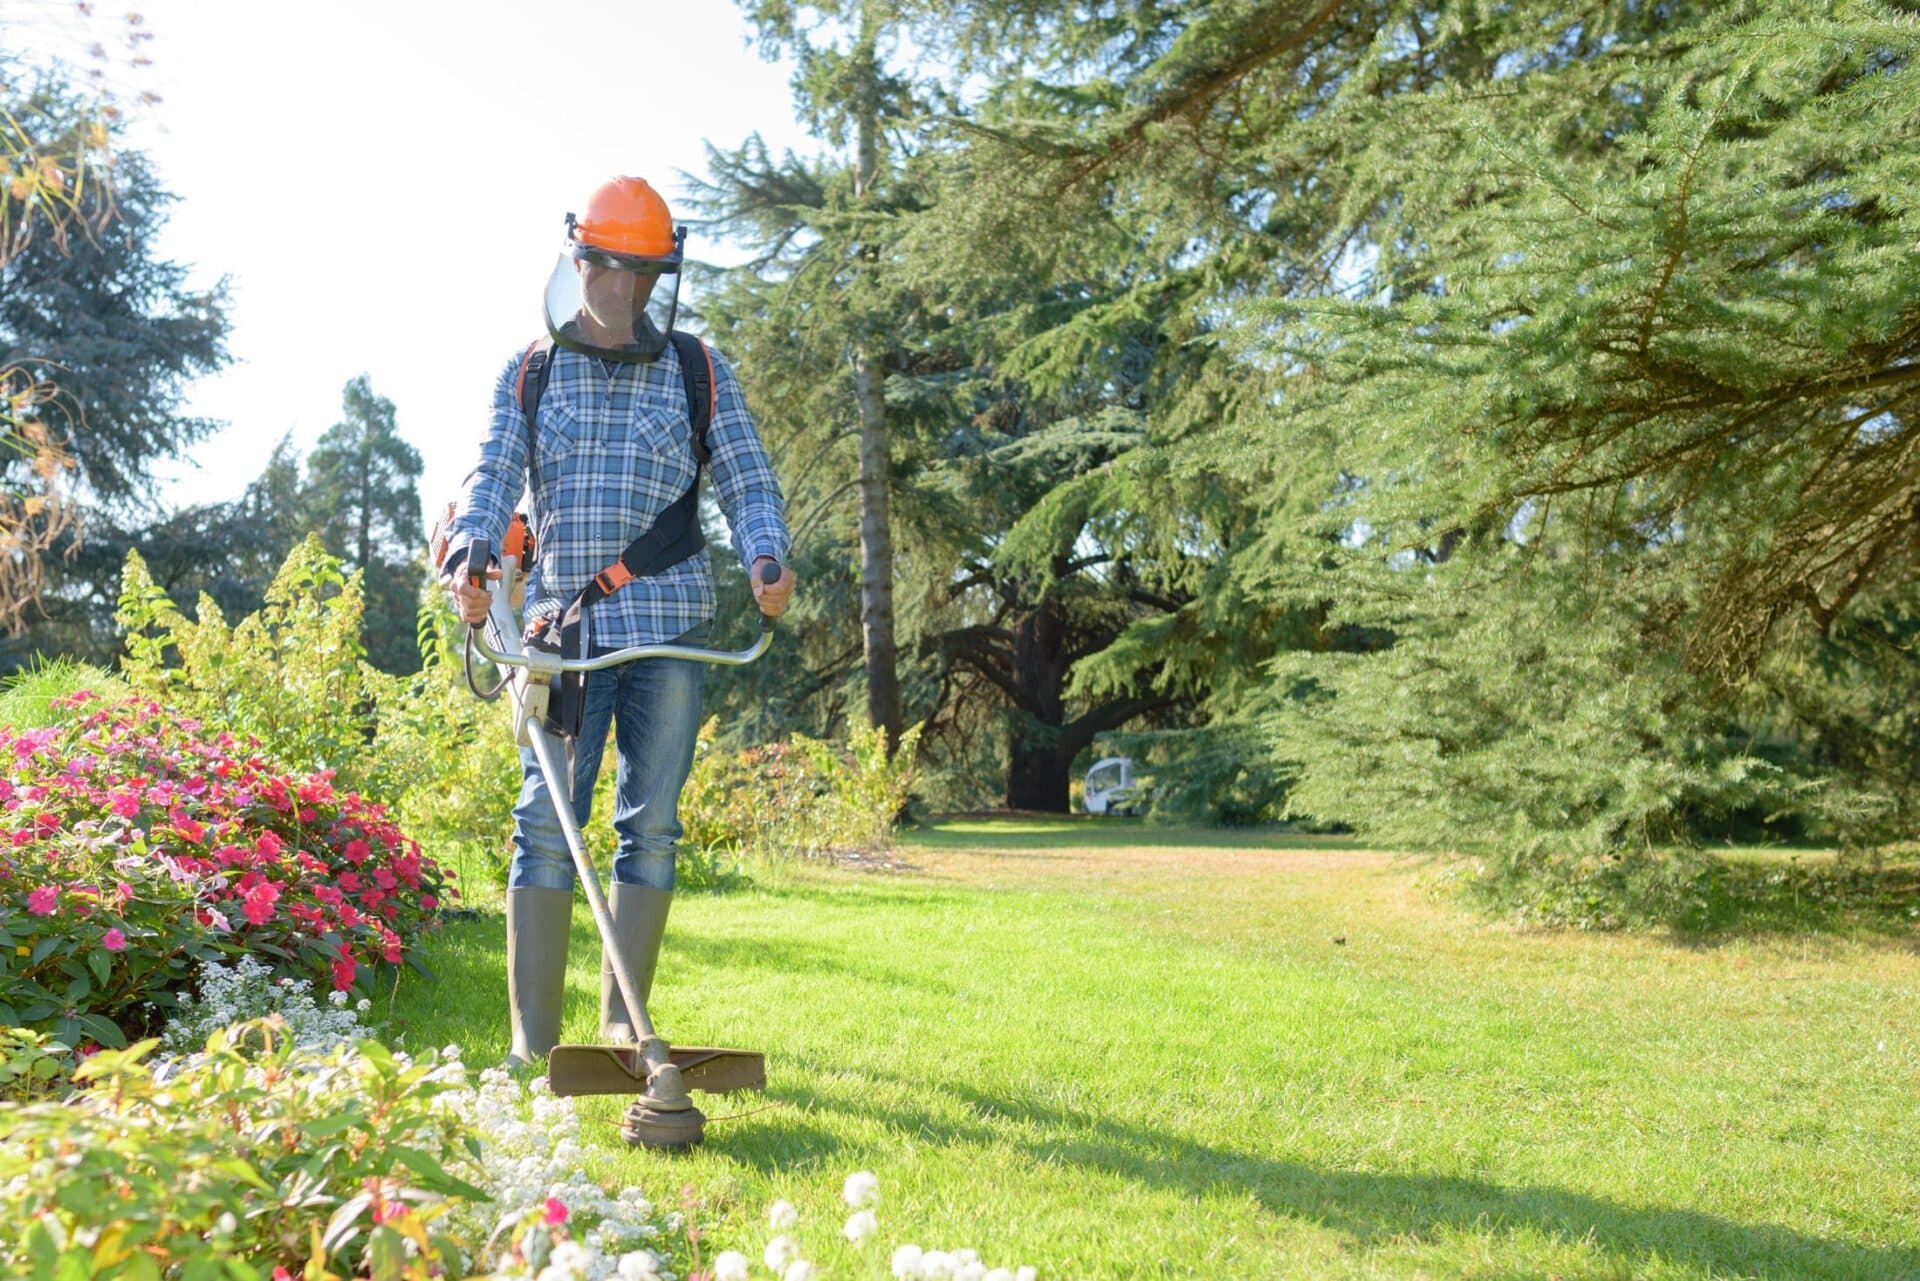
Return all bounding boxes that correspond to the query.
[101,928,127,952]
[242,880,281,926]
[543,1197,569,1225]
[27,885,57,915]
[109,790,140,819]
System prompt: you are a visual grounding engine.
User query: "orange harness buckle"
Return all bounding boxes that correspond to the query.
[594,562,635,595]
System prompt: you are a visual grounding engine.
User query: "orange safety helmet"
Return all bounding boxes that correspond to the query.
[568,176,681,265]
[546,176,686,362]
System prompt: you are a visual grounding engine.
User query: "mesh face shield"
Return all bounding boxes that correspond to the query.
[542,233,684,363]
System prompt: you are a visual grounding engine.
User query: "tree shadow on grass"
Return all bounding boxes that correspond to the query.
[1668,859,1920,948]
[775,1071,1915,1281]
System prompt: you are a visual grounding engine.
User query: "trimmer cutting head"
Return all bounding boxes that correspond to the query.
[547,1045,767,1150]
[622,1098,708,1149]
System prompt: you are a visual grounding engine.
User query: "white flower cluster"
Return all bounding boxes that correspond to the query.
[450,1068,678,1281]
[160,955,371,1054]
[889,1247,1036,1281]
[721,1172,1037,1281]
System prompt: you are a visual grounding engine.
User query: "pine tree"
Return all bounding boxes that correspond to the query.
[304,377,424,675]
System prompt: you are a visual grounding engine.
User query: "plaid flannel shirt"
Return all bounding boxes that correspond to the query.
[446,338,789,649]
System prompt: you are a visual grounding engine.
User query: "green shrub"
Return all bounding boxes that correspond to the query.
[118,537,382,792]
[0,1020,483,1280]
[684,719,921,857]
[368,597,522,881]
[0,1026,74,1104]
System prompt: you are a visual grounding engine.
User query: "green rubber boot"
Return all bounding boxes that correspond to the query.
[505,887,574,1070]
[601,884,672,1045]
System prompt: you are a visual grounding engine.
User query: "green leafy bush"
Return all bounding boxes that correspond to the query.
[0,1025,74,1103]
[368,597,523,882]
[118,537,383,792]
[0,1020,483,1280]
[683,719,921,857]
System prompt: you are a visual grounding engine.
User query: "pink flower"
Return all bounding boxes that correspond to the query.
[242,881,281,926]
[27,885,57,915]
[169,808,207,843]
[543,1197,569,1225]
[421,894,438,912]
[331,954,357,992]
[101,928,127,952]
[343,838,371,865]
[109,789,140,818]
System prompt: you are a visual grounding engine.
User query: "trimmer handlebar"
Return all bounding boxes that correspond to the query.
[464,548,783,674]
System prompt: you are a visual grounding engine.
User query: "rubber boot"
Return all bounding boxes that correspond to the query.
[505,887,575,1070]
[601,883,672,1045]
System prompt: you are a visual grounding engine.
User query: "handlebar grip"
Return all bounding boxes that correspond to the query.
[757,559,782,632]
[465,538,492,592]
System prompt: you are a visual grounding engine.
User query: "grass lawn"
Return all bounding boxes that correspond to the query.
[387,819,1920,1280]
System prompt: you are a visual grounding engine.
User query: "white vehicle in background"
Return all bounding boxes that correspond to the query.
[1082,756,1143,817]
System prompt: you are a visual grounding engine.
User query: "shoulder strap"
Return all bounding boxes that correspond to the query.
[668,330,716,466]
[514,337,555,471]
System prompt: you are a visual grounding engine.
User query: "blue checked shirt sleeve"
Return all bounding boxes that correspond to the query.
[703,347,790,569]
[444,355,529,577]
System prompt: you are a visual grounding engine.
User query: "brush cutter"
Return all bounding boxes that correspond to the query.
[462,537,779,1149]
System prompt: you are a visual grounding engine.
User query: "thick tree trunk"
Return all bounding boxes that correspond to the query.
[1004,595,1072,811]
[851,5,903,753]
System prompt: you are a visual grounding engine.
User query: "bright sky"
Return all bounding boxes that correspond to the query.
[5,0,815,519]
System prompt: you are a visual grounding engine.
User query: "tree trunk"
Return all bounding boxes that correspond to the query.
[851,3,903,753]
[1004,594,1072,811]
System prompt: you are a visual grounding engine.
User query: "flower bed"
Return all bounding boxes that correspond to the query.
[0,694,450,1047]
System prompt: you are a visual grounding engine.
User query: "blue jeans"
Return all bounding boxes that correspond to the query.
[507,627,707,892]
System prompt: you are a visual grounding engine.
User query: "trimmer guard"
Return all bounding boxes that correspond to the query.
[547,1045,766,1098]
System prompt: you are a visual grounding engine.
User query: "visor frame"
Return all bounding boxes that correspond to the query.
[570,242,683,276]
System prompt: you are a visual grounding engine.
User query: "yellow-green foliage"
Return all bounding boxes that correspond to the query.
[0,659,127,730]
[683,718,921,857]
[368,598,522,876]
[118,536,378,790]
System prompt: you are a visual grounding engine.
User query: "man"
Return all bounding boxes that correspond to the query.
[441,175,794,1068]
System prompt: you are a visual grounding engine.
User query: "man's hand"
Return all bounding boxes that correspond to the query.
[752,557,796,618]
[447,560,501,625]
